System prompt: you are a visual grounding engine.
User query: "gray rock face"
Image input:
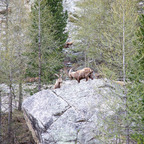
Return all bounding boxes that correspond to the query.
[63,0,80,41]
[22,79,123,144]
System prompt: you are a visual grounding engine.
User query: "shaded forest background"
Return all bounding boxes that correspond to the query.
[0,0,143,143]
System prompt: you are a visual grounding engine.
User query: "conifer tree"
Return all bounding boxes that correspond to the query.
[0,90,1,143]
[11,0,29,110]
[45,0,68,49]
[0,0,29,142]
[27,0,66,84]
[100,1,140,143]
[73,0,110,68]
[74,0,143,143]
[127,14,144,143]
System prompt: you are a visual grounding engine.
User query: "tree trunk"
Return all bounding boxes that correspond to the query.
[5,0,9,51]
[8,84,13,143]
[122,2,129,143]
[38,0,41,91]
[0,90,2,143]
[18,81,22,111]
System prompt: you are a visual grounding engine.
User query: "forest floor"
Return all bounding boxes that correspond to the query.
[1,110,35,144]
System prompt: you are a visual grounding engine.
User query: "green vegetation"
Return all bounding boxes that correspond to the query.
[26,0,68,83]
[0,0,143,143]
[45,0,68,49]
[1,110,34,144]
[73,0,144,143]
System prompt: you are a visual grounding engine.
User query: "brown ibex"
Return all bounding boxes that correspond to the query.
[64,41,73,48]
[68,67,93,83]
[95,73,104,79]
[25,77,39,83]
[54,74,63,89]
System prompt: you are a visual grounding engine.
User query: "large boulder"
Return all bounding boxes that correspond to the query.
[22,79,123,144]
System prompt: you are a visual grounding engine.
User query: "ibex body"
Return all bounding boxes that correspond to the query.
[64,41,73,48]
[25,77,39,83]
[54,74,62,89]
[69,67,93,83]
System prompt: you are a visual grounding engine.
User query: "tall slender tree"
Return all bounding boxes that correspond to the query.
[73,0,142,143]
[73,0,110,68]
[0,90,2,143]
[3,0,13,142]
[27,0,67,85]
[9,0,30,110]
[0,0,29,142]
[38,0,42,91]
[100,0,139,143]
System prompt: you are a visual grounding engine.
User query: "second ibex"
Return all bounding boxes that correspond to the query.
[68,67,93,83]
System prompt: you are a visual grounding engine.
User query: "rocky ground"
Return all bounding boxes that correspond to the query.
[22,78,125,144]
[0,82,53,112]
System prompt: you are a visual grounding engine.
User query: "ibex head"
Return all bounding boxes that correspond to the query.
[54,74,63,89]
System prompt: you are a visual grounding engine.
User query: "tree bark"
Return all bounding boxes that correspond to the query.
[122,2,129,143]
[38,0,41,91]
[5,0,9,51]
[8,83,13,143]
[0,90,2,143]
[18,81,22,111]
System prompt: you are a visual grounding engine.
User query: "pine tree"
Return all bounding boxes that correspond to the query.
[127,13,144,143]
[27,0,65,84]
[45,0,68,49]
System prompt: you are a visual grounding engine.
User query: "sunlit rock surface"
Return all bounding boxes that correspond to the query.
[22,79,124,144]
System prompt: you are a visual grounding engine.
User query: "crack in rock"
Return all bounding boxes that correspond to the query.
[52,90,79,112]
[22,79,124,144]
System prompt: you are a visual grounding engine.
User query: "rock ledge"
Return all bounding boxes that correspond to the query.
[22,79,123,144]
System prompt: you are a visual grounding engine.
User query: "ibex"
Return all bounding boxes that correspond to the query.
[25,77,39,83]
[64,41,73,48]
[54,74,63,89]
[114,81,125,86]
[68,67,93,83]
[95,73,104,79]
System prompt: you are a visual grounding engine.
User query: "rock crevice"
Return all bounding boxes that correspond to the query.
[22,79,123,144]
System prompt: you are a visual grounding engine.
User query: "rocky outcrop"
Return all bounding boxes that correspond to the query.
[22,79,123,144]
[63,0,80,42]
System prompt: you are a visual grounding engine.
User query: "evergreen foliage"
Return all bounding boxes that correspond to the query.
[0,0,29,142]
[27,0,67,83]
[45,0,68,49]
[73,0,144,143]
[127,14,144,142]
[73,0,111,68]
[136,14,144,73]
[0,0,28,85]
